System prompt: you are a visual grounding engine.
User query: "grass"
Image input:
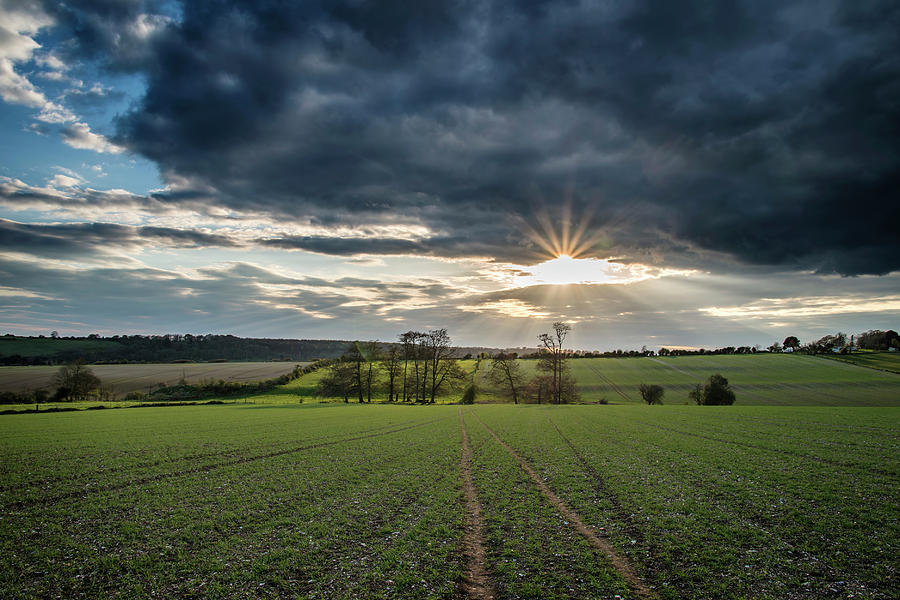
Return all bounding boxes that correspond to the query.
[1,404,463,598]
[2,402,896,599]
[473,404,899,599]
[568,354,900,406]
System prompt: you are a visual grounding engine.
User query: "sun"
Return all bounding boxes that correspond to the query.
[516,254,618,286]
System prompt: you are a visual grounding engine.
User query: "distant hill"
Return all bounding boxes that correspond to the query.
[0,334,514,365]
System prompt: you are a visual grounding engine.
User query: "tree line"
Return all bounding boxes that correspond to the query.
[316,322,582,404]
[765,330,899,355]
[316,329,469,403]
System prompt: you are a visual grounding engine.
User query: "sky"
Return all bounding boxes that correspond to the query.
[0,0,898,351]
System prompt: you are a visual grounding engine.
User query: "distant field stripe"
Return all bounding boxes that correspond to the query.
[586,363,635,402]
[470,410,657,600]
[1,416,449,511]
[0,417,432,497]
[457,408,497,600]
[646,357,697,377]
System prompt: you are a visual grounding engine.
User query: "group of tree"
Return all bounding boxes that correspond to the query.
[315,322,582,405]
[689,374,736,405]
[52,361,102,401]
[0,334,361,365]
[639,374,736,406]
[766,330,899,355]
[657,346,762,357]
[487,322,580,404]
[316,329,469,403]
[856,330,899,351]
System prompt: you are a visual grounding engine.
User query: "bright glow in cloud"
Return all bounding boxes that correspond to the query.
[457,299,551,318]
[700,296,900,319]
[499,254,693,287]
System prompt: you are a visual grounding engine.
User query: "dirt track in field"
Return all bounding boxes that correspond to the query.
[458,409,497,600]
[471,410,657,600]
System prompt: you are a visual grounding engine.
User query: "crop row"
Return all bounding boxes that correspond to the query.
[3,403,897,599]
[473,405,898,599]
[1,406,463,599]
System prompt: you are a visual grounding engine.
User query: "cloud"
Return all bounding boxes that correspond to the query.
[0,1,125,154]
[48,173,81,188]
[0,1,54,107]
[61,121,124,153]
[32,0,886,275]
[0,218,240,257]
[457,299,551,319]
[699,296,900,319]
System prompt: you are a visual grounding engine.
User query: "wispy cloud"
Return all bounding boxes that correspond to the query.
[700,296,900,320]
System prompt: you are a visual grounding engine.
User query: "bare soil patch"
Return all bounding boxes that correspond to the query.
[458,408,497,600]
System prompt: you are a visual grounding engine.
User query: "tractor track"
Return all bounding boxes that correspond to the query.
[457,408,497,600]
[587,363,635,402]
[1,419,424,496]
[2,416,449,512]
[470,410,657,600]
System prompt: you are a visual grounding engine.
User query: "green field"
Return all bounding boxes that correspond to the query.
[1,403,897,599]
[567,354,900,406]
[820,351,900,374]
[0,362,305,396]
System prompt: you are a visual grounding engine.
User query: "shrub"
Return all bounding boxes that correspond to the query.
[690,374,736,405]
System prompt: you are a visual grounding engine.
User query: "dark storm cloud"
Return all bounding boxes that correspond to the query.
[0,219,238,256]
[48,0,900,274]
[260,229,540,262]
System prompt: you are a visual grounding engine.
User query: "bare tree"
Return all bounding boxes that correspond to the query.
[361,340,381,402]
[342,342,366,403]
[400,331,425,402]
[488,353,525,404]
[422,328,456,403]
[537,322,572,404]
[382,344,403,402]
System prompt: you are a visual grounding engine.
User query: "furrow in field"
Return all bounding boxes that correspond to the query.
[633,419,899,479]
[544,409,873,598]
[1,416,449,511]
[646,357,698,377]
[542,413,676,587]
[457,408,497,600]
[470,410,657,600]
